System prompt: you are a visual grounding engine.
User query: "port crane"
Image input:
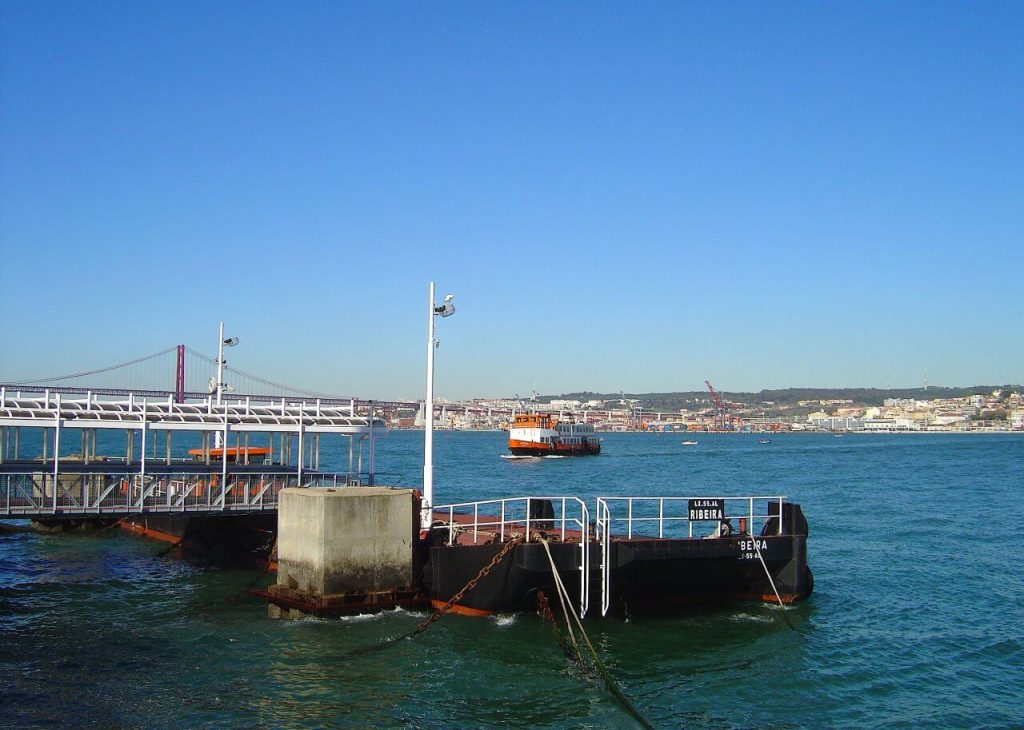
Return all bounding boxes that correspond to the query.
[705,380,737,431]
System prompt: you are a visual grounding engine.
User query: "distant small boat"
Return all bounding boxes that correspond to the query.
[833,434,844,438]
[758,439,771,444]
[681,440,699,446]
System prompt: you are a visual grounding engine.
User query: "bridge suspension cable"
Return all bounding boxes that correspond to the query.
[1,344,408,406]
[5,347,179,385]
[186,348,350,399]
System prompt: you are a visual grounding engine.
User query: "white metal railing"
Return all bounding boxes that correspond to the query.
[432,496,591,617]
[597,499,611,616]
[0,470,362,516]
[0,392,386,432]
[595,495,785,540]
[595,495,786,616]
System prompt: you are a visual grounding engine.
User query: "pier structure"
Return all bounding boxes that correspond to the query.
[0,387,385,518]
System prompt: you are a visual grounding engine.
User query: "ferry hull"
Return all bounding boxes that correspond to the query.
[507,441,601,457]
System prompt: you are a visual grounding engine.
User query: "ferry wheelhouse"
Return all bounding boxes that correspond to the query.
[508,414,601,456]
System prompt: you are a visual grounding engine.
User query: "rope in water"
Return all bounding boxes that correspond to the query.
[538,539,654,730]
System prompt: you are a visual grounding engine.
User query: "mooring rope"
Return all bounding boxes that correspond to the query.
[751,536,787,609]
[539,539,654,730]
[542,544,581,657]
[750,536,804,636]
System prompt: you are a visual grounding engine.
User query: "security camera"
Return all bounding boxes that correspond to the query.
[437,303,456,317]
[443,294,453,302]
[223,336,239,346]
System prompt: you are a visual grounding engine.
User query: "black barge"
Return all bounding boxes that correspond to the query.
[424,495,812,618]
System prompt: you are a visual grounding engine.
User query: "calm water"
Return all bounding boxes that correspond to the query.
[2,432,1022,728]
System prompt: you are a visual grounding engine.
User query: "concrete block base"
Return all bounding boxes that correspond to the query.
[272,486,419,617]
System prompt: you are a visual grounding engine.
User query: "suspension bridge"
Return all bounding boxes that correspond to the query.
[0,344,420,410]
[0,344,417,519]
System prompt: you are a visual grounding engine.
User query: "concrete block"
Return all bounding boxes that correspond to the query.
[276,487,417,596]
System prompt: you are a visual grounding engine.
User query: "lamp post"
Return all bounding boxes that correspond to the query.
[215,322,239,407]
[423,282,455,530]
[214,323,239,453]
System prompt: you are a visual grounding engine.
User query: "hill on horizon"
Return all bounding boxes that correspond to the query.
[527,385,1020,411]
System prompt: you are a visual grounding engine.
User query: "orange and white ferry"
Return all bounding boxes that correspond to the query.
[507,413,601,456]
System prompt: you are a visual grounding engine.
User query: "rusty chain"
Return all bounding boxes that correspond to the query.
[409,535,524,638]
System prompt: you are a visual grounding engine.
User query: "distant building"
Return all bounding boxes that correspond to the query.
[808,414,863,431]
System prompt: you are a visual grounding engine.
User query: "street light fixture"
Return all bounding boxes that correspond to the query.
[423,282,455,530]
[215,322,239,407]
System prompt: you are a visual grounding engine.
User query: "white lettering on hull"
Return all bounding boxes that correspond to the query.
[738,538,768,560]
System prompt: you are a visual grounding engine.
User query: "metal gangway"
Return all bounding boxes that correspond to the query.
[0,389,385,518]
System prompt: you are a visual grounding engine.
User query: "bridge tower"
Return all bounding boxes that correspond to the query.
[175,345,185,403]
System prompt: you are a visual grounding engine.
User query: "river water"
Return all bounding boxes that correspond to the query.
[1,431,1022,728]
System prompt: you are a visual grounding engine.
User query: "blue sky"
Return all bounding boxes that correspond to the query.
[2,2,1021,400]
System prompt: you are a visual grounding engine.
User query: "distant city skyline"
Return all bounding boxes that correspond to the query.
[2,3,1021,400]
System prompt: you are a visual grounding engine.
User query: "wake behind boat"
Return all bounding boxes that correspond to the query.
[500,453,567,460]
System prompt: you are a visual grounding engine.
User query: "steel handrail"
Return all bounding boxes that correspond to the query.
[433,495,591,617]
[596,495,786,539]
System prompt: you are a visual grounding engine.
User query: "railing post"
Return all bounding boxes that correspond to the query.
[578,498,589,618]
[52,395,61,513]
[526,497,531,543]
[140,406,147,511]
[659,498,664,538]
[627,498,633,539]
